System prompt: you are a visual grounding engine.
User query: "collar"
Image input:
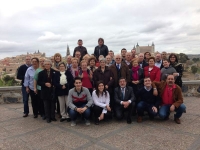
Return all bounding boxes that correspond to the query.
[74,87,83,96]
[144,86,152,91]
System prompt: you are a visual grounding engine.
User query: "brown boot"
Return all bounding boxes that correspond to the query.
[174,117,181,124]
[137,116,142,123]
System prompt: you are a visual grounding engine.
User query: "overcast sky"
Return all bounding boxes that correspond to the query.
[0,0,200,59]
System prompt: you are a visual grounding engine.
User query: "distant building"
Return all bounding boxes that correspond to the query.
[66,45,70,57]
[133,42,155,55]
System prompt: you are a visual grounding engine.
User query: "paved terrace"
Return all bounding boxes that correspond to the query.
[0,97,200,150]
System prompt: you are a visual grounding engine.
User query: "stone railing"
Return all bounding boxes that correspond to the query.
[0,81,200,104]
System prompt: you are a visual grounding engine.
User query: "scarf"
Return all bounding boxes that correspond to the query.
[60,71,67,85]
[132,66,140,81]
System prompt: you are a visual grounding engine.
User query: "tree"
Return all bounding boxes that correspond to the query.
[191,66,198,79]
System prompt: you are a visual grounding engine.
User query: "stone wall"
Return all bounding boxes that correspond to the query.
[0,81,200,104]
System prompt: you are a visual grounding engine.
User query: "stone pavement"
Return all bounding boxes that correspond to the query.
[0,97,200,150]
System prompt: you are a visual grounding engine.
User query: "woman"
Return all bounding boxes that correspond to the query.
[24,57,39,118]
[70,58,80,78]
[96,55,104,67]
[93,58,114,108]
[144,57,161,82]
[52,53,62,71]
[37,60,57,123]
[169,53,183,87]
[130,58,144,94]
[87,56,98,73]
[54,62,74,122]
[82,54,90,64]
[34,57,46,120]
[92,81,112,125]
[79,60,93,94]
[144,52,151,63]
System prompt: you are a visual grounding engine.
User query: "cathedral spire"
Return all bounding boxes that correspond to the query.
[66,44,70,56]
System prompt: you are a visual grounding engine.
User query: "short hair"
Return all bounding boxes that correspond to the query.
[144,52,151,56]
[121,48,127,52]
[162,59,170,63]
[78,39,82,42]
[74,77,82,83]
[98,38,104,44]
[58,62,66,69]
[138,53,144,57]
[71,58,79,63]
[66,55,72,59]
[31,57,39,63]
[88,56,97,63]
[114,54,122,60]
[80,60,87,66]
[119,77,127,82]
[44,59,52,65]
[148,57,155,62]
[75,51,81,54]
[109,50,114,53]
[99,58,106,63]
[166,74,175,79]
[131,58,138,65]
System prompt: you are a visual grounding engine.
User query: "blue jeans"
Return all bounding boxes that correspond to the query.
[137,101,157,117]
[159,104,186,119]
[68,104,90,121]
[22,86,29,114]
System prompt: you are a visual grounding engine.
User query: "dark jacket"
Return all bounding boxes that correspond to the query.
[37,68,56,100]
[53,70,74,96]
[109,63,130,87]
[17,64,29,85]
[170,63,183,87]
[130,67,144,85]
[94,44,108,60]
[73,46,88,60]
[152,81,183,108]
[93,66,114,89]
[114,86,136,105]
[139,60,149,69]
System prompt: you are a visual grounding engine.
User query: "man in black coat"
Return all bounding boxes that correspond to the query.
[114,77,136,124]
[73,39,88,60]
[138,53,149,69]
[38,60,57,123]
[94,38,108,60]
[17,56,31,117]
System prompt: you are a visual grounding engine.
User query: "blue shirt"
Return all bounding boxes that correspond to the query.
[24,66,36,91]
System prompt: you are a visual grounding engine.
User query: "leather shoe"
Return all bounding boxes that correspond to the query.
[47,119,51,123]
[174,117,181,124]
[127,118,132,124]
[34,115,38,118]
[51,118,57,121]
[60,118,66,122]
[66,118,71,122]
[23,114,28,117]
[137,116,142,123]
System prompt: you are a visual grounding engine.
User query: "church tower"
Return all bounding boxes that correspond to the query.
[66,44,70,57]
[136,42,140,54]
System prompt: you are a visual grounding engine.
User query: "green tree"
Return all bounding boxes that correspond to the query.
[191,66,198,79]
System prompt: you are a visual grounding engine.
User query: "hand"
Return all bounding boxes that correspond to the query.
[110,77,112,80]
[134,80,139,84]
[80,107,87,114]
[99,113,104,120]
[153,89,158,96]
[26,87,30,93]
[173,73,179,77]
[62,85,66,89]
[45,83,51,87]
[34,88,37,94]
[76,108,82,114]
[152,106,158,113]
[122,101,130,108]
[105,85,108,89]
[170,105,175,112]
[106,105,111,111]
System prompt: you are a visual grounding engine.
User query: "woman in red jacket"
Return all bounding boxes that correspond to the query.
[144,57,161,82]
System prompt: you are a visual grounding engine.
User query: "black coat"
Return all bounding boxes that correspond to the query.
[139,60,149,69]
[130,67,144,85]
[73,46,88,60]
[94,44,108,60]
[53,70,74,96]
[171,63,183,87]
[37,68,56,100]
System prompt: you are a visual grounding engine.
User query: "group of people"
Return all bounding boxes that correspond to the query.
[17,38,186,126]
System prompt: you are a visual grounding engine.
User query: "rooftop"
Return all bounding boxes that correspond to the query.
[0,97,199,150]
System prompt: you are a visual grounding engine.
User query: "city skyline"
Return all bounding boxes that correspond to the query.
[0,0,200,59]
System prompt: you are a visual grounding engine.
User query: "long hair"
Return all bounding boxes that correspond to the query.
[168,53,178,63]
[95,81,107,98]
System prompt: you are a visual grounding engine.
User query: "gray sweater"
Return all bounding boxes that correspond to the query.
[67,87,93,110]
[161,66,177,81]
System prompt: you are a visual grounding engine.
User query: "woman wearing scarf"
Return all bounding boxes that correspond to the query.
[53,62,74,122]
[168,53,183,87]
[70,58,80,78]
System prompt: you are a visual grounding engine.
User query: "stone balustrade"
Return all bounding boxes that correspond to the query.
[0,81,200,104]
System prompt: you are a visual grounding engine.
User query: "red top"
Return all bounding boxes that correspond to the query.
[144,66,161,82]
[95,62,100,67]
[162,84,176,105]
[82,71,93,88]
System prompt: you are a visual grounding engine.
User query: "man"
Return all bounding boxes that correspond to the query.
[114,77,135,124]
[74,51,81,64]
[161,51,167,60]
[108,50,115,64]
[136,77,160,123]
[73,39,88,60]
[105,55,113,67]
[109,54,130,88]
[131,49,137,59]
[94,38,109,60]
[66,55,72,69]
[153,75,186,124]
[155,53,164,69]
[161,59,178,81]
[121,48,127,61]
[38,60,57,123]
[17,55,31,117]
[138,53,148,69]
[68,77,93,126]
[123,52,132,69]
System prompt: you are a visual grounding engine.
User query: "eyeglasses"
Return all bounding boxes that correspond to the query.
[116,58,121,60]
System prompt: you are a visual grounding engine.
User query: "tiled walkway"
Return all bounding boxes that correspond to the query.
[0,97,200,150]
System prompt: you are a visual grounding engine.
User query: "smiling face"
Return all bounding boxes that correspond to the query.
[163,60,170,68]
[144,77,152,87]
[89,59,95,66]
[25,56,31,65]
[74,79,82,90]
[98,83,104,92]
[169,55,176,63]
[148,58,155,67]
[166,75,175,86]
[115,55,122,64]
[72,59,78,68]
[81,62,87,70]
[106,55,111,63]
[31,58,39,68]
[55,55,61,62]
[59,63,66,72]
